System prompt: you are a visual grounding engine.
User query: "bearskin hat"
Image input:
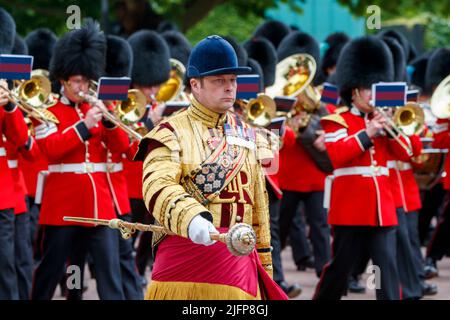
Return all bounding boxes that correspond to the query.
[0,7,16,54]
[425,47,450,93]
[277,31,320,64]
[377,29,410,62]
[244,37,277,87]
[253,20,291,49]
[49,20,106,81]
[335,36,393,106]
[161,30,192,67]
[12,34,28,55]
[380,36,406,81]
[321,32,350,75]
[247,58,264,90]
[408,51,432,95]
[105,35,133,78]
[157,20,179,33]
[25,28,58,70]
[221,35,247,67]
[128,30,171,86]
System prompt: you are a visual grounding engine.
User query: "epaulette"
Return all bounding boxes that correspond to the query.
[335,106,349,114]
[321,108,348,128]
[134,122,181,161]
[144,122,181,153]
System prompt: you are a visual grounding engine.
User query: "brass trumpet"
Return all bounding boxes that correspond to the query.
[63,216,257,256]
[392,102,425,136]
[0,69,59,124]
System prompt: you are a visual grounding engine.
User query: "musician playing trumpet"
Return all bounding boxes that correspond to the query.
[313,36,413,300]
[30,21,129,300]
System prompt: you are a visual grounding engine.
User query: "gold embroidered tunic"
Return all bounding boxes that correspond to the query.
[135,98,274,274]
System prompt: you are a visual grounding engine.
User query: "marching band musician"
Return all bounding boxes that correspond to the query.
[313,36,413,300]
[244,34,302,297]
[4,134,39,300]
[4,32,34,301]
[30,20,129,300]
[423,47,450,279]
[0,7,29,300]
[134,35,287,300]
[276,30,332,279]
[66,34,144,300]
[22,28,57,248]
[125,30,172,285]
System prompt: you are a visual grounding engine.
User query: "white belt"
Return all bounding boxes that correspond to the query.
[0,147,5,157]
[324,166,389,209]
[106,162,123,173]
[387,160,412,171]
[48,162,108,174]
[7,160,18,169]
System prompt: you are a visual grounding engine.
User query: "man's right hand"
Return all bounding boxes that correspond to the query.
[365,111,386,138]
[0,80,10,107]
[84,106,103,129]
[188,214,219,246]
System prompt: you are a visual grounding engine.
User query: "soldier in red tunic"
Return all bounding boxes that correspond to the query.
[313,36,412,300]
[0,7,29,300]
[30,21,129,300]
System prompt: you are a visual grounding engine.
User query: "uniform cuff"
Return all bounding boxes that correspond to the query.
[356,131,373,150]
[3,102,16,112]
[75,121,91,141]
[145,118,154,131]
[102,118,117,129]
[24,136,33,150]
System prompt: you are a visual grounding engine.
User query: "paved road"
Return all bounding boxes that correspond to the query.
[55,246,450,300]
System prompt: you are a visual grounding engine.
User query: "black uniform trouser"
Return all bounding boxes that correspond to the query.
[267,188,283,283]
[31,225,124,300]
[67,214,143,300]
[130,198,154,276]
[426,190,450,261]
[0,208,18,300]
[418,184,445,245]
[27,196,40,249]
[406,211,425,279]
[14,211,33,300]
[313,226,400,300]
[117,214,143,299]
[280,190,331,276]
[395,208,422,299]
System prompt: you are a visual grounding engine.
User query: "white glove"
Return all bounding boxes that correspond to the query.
[188,215,219,246]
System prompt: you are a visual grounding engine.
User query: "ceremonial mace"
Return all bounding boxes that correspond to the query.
[63,216,256,256]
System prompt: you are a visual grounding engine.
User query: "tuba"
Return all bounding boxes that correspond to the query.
[0,69,59,124]
[238,94,276,127]
[430,74,450,119]
[154,58,188,103]
[266,54,321,131]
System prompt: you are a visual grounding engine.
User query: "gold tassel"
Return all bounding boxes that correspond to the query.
[145,281,261,300]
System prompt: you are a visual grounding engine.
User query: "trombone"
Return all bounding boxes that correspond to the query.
[0,69,59,124]
[392,102,425,136]
[73,81,146,141]
[374,107,414,156]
